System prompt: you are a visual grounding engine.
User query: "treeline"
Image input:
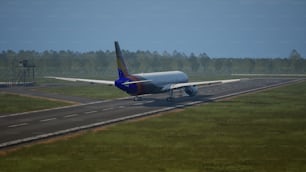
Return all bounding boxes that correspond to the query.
[0,49,305,80]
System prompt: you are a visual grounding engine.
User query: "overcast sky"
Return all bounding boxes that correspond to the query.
[0,0,305,57]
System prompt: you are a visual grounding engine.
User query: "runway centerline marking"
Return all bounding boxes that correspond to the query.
[132,100,154,106]
[144,100,154,104]
[40,118,56,122]
[8,123,28,128]
[102,108,113,111]
[85,111,97,114]
[64,114,79,118]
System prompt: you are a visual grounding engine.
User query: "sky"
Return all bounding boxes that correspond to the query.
[0,0,305,58]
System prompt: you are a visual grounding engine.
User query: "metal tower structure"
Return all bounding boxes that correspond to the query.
[16,59,36,86]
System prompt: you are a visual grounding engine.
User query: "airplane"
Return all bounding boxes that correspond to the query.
[46,41,242,101]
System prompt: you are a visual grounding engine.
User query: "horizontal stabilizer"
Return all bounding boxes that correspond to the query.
[45,76,114,86]
[122,80,152,85]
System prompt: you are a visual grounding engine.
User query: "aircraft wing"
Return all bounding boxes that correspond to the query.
[45,76,114,86]
[170,79,241,89]
[232,74,306,77]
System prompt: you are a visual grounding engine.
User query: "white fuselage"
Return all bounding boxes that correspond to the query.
[134,71,188,87]
[115,70,189,95]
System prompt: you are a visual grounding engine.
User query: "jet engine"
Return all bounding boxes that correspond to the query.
[184,86,198,97]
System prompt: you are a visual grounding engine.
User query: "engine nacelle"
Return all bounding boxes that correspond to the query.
[184,86,198,97]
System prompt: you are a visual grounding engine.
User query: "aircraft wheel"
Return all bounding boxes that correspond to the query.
[166,97,175,102]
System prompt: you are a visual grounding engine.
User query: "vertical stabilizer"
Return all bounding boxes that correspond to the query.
[115,41,129,78]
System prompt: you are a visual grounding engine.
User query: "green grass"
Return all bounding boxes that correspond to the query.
[39,85,127,99]
[0,93,71,114]
[1,82,306,171]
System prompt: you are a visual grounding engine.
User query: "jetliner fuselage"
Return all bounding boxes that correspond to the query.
[115,71,188,95]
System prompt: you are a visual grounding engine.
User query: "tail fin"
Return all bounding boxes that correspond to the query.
[115,41,129,78]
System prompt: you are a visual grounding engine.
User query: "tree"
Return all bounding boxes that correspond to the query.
[199,53,210,73]
[214,59,223,73]
[189,53,200,72]
[224,59,233,74]
[289,49,304,73]
[289,49,302,60]
[247,59,255,73]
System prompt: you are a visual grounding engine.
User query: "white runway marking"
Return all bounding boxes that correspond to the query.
[85,111,97,114]
[64,114,79,118]
[145,100,154,104]
[185,101,202,106]
[175,104,185,108]
[8,123,28,128]
[133,100,154,106]
[40,118,56,122]
[102,108,113,111]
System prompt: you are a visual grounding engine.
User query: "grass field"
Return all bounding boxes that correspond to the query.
[38,84,127,99]
[1,82,306,171]
[0,93,71,114]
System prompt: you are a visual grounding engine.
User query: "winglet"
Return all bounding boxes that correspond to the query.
[115,41,129,78]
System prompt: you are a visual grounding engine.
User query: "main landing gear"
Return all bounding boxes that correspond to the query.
[166,88,185,102]
[166,89,175,102]
[166,97,175,102]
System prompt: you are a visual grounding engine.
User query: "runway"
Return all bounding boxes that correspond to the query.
[0,78,304,148]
